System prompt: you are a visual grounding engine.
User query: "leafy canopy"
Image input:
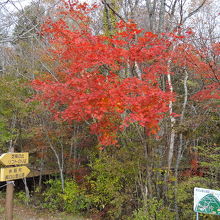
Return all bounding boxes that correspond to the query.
[32,1,218,146]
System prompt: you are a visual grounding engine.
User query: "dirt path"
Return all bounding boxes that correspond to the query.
[0,197,86,220]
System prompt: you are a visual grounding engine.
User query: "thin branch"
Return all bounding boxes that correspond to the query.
[0,0,9,5]
[182,0,207,24]
[101,0,126,23]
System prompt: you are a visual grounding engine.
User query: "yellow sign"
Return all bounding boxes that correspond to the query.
[0,166,30,181]
[0,152,29,166]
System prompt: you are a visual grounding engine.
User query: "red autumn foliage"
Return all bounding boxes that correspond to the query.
[192,43,220,103]
[32,1,219,145]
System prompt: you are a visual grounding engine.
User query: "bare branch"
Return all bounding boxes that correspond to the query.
[182,0,207,24]
[101,0,126,23]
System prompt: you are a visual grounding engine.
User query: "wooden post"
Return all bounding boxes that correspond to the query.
[5,143,14,220]
[5,181,14,220]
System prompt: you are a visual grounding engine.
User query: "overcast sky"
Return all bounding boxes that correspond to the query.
[3,0,96,13]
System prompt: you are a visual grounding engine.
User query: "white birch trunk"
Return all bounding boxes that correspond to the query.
[167,66,176,170]
[44,128,65,192]
[135,61,142,80]
[174,69,189,219]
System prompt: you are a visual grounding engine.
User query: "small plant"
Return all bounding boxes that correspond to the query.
[16,191,30,205]
[43,178,88,214]
[132,198,175,220]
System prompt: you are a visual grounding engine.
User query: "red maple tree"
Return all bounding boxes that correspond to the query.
[32,1,219,146]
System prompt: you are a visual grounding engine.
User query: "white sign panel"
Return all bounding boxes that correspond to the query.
[194,187,220,215]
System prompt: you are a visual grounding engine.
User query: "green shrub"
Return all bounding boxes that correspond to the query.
[43,178,88,214]
[86,150,139,219]
[168,176,210,219]
[132,198,175,220]
[86,157,125,219]
[16,191,30,205]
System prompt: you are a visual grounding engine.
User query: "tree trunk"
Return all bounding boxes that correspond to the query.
[38,150,44,190]
[23,178,30,205]
[158,0,165,33]
[174,69,189,220]
[146,0,157,32]
[167,72,176,170]
[44,127,65,192]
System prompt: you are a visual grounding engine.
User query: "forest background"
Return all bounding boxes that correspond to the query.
[0,0,219,219]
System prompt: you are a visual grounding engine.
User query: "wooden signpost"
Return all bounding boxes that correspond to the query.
[0,166,30,182]
[0,152,30,220]
[0,152,29,166]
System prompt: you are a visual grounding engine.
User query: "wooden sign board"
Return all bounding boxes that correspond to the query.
[0,152,29,166]
[0,166,30,182]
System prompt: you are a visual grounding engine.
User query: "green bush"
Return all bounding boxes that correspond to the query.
[16,191,30,204]
[132,198,175,220]
[43,178,88,214]
[86,150,139,219]
[86,157,125,219]
[168,176,210,219]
